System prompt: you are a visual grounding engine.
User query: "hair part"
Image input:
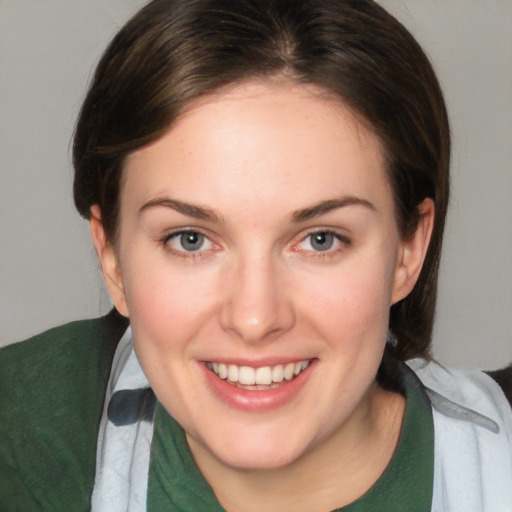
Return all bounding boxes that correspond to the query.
[73,0,450,360]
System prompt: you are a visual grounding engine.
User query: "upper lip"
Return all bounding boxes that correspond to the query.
[201,357,315,367]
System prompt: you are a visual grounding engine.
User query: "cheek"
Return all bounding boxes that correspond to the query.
[297,255,396,347]
[121,257,221,350]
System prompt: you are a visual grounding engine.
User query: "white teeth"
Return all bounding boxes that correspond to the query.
[284,363,295,380]
[239,366,255,385]
[255,366,272,385]
[272,365,284,383]
[227,364,239,382]
[208,359,311,386]
[218,363,228,380]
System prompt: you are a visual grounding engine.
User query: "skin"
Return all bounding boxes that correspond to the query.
[91,81,434,511]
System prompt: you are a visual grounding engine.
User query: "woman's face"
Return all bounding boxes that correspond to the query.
[95,81,429,471]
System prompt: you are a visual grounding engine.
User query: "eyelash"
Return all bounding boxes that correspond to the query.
[160,229,217,260]
[159,228,351,260]
[293,230,351,258]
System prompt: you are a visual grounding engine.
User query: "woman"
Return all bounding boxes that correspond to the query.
[1,0,511,510]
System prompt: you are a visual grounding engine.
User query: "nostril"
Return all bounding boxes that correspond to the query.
[218,266,296,342]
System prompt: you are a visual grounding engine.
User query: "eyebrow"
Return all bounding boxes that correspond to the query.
[139,195,375,224]
[291,196,376,222]
[139,197,221,223]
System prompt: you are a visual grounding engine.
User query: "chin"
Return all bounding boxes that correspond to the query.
[200,434,310,472]
[185,412,325,473]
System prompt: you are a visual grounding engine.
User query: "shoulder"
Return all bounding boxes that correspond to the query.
[408,359,512,511]
[2,316,105,375]
[1,309,128,399]
[0,311,125,410]
[0,310,128,511]
[1,308,127,369]
[408,359,512,428]
[486,365,512,407]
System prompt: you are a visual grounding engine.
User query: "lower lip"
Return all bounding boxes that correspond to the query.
[201,361,315,412]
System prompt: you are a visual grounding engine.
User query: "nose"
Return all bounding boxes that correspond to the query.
[219,252,295,344]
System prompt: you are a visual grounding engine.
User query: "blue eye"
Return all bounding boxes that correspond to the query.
[179,232,205,251]
[165,231,212,253]
[297,230,349,254]
[309,232,335,251]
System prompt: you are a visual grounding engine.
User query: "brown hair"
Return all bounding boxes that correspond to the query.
[73,0,450,361]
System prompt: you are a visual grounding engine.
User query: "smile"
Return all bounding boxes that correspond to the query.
[206,360,311,390]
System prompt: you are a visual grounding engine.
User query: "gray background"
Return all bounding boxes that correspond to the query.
[1,0,511,369]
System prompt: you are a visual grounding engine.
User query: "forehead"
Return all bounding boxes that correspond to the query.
[122,80,392,216]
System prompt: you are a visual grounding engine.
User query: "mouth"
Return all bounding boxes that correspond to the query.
[205,360,311,390]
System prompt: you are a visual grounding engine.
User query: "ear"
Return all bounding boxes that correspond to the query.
[89,205,129,317]
[391,198,435,305]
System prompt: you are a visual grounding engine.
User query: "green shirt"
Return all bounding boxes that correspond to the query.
[148,364,434,511]
[0,317,118,511]
[0,317,433,511]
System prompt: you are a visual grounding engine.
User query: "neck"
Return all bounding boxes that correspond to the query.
[187,383,405,512]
